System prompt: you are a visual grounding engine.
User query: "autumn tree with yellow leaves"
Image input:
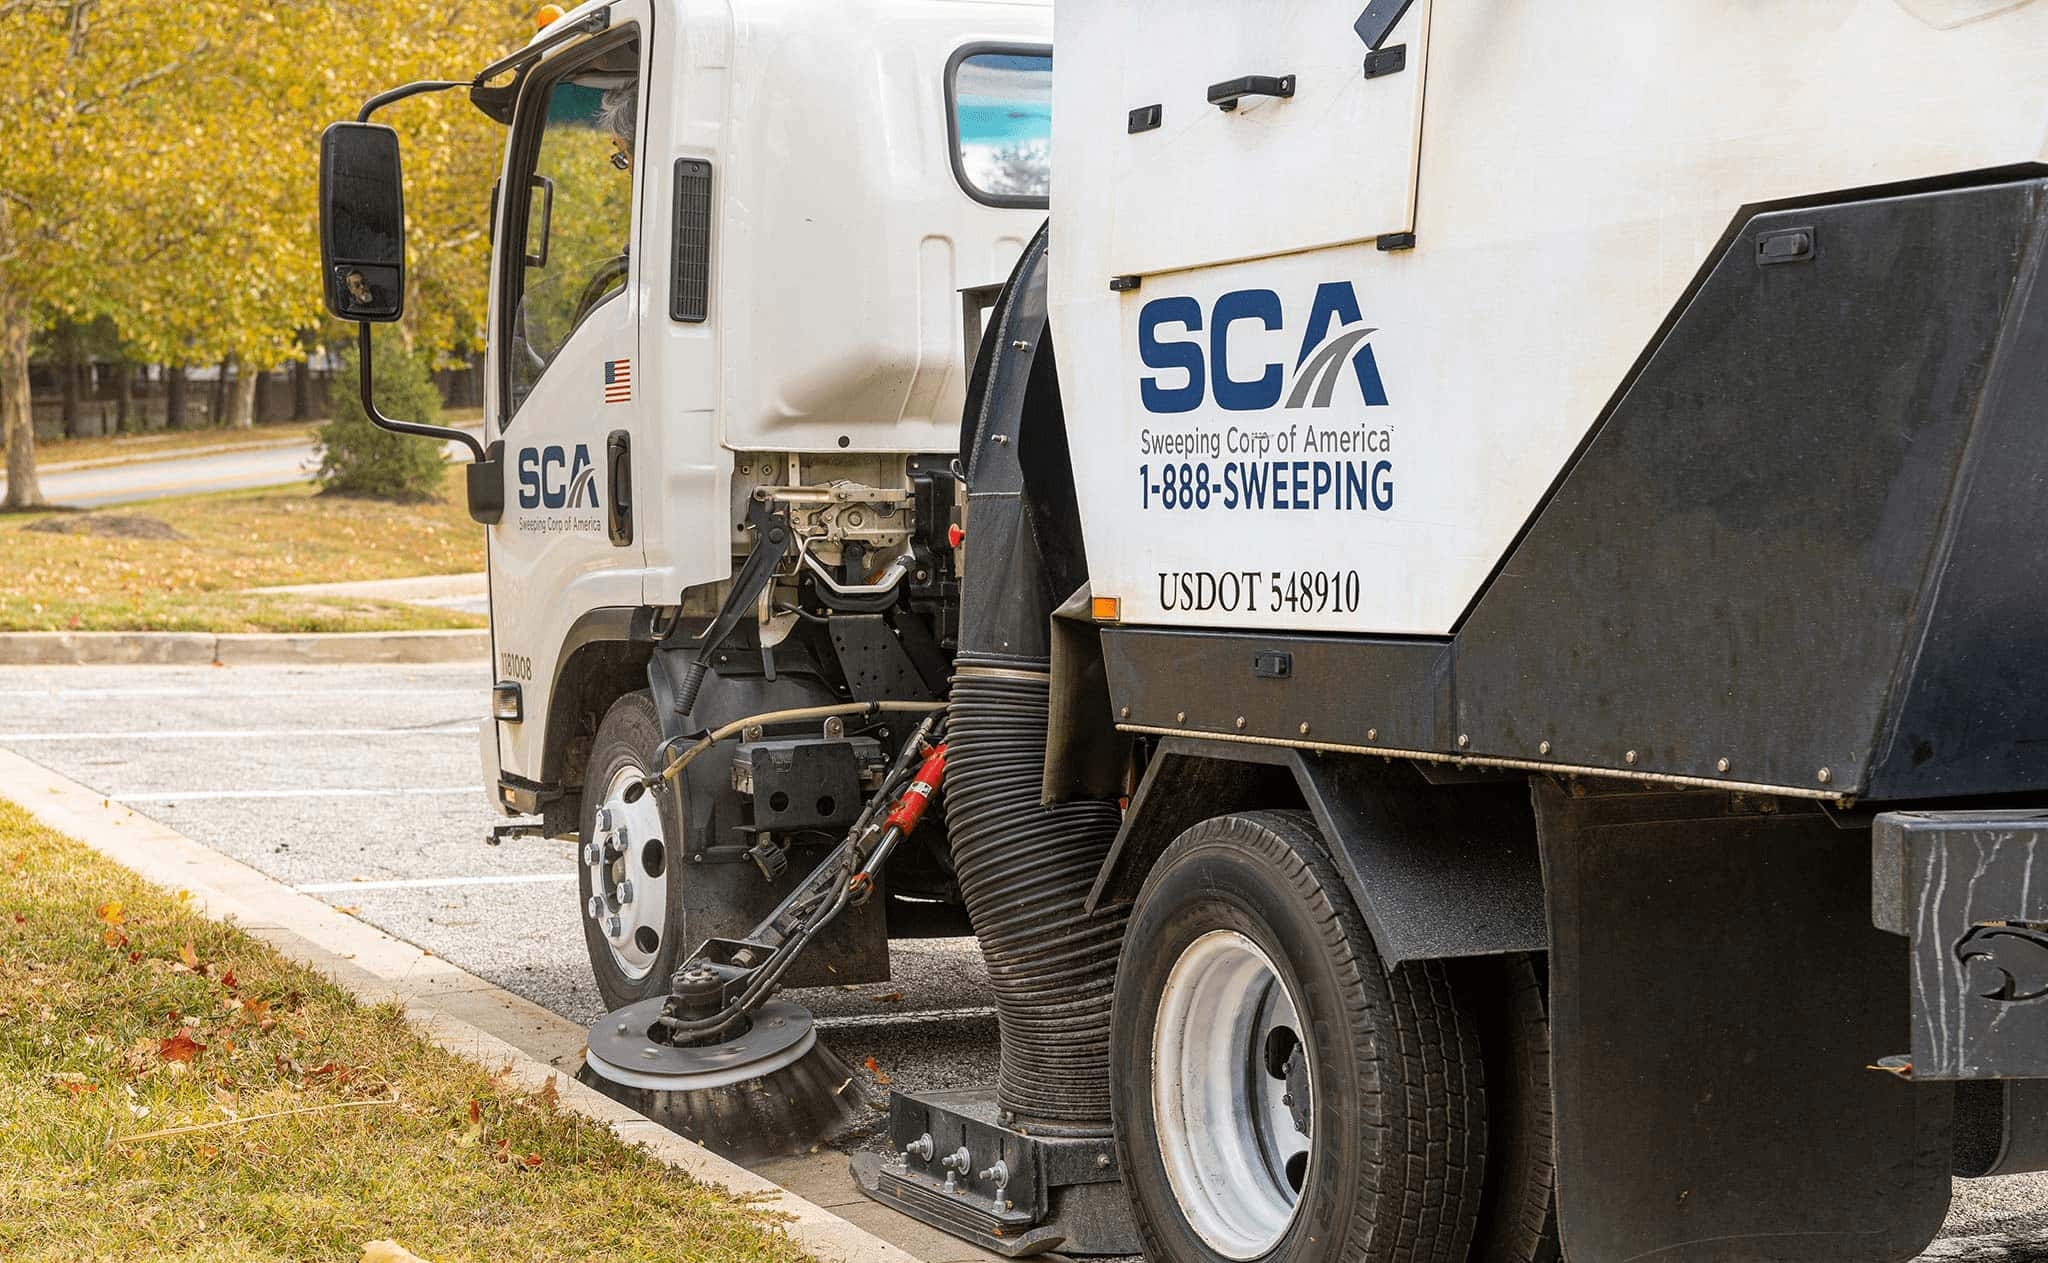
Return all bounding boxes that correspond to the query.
[0,0,525,509]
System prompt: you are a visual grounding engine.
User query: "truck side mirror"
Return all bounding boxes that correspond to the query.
[318,122,407,323]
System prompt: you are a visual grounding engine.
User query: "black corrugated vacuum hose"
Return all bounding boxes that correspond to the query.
[945,660,1126,1134]
[947,226,1126,1135]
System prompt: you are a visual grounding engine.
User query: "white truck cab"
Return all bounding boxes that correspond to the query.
[478,0,1049,817]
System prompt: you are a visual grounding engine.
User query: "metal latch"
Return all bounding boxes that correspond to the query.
[1207,74,1295,111]
[1757,226,1816,266]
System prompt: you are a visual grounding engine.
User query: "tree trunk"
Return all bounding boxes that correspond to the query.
[58,328,81,439]
[82,363,102,437]
[293,352,313,419]
[209,355,231,426]
[166,364,188,428]
[115,360,133,432]
[1,292,43,510]
[229,361,257,428]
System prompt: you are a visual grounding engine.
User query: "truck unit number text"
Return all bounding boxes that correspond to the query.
[1159,569,1363,614]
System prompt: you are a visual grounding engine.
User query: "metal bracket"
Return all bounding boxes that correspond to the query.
[853,1088,1139,1257]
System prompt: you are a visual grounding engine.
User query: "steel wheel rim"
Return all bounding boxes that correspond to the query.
[587,763,670,980]
[1152,929,1312,1259]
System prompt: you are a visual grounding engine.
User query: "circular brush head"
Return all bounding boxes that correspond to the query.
[580,998,870,1161]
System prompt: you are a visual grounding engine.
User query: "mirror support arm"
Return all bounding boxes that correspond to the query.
[346,82,487,464]
[357,80,467,123]
[356,323,486,462]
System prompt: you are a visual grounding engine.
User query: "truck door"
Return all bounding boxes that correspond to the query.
[487,13,650,782]
[1097,0,1428,277]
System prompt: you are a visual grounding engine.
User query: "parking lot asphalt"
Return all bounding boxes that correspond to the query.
[0,660,2040,1258]
[0,663,997,1080]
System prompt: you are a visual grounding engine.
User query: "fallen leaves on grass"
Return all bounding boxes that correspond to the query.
[178,941,201,971]
[46,1072,97,1096]
[95,900,124,925]
[491,1137,545,1169]
[362,1240,434,1263]
[158,1031,206,1065]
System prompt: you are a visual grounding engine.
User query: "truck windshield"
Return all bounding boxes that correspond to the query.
[507,49,639,417]
[950,48,1051,207]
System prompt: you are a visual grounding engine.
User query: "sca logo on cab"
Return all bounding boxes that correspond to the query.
[516,444,600,510]
[1138,282,1387,415]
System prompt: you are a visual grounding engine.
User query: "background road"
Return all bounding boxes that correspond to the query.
[0,661,2039,1260]
[3,428,483,508]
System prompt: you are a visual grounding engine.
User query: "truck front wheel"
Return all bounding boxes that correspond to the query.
[1111,810,1487,1263]
[577,691,689,1010]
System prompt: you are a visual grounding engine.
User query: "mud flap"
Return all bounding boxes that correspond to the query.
[1536,781,1952,1263]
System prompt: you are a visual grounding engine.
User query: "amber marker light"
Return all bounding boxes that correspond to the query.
[1091,595,1121,622]
[535,4,564,29]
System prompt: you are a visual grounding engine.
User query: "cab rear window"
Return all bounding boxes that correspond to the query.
[947,46,1051,208]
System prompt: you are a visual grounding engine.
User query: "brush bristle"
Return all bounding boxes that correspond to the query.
[580,1041,871,1161]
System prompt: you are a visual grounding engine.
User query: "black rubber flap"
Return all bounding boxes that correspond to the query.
[1539,782,1951,1262]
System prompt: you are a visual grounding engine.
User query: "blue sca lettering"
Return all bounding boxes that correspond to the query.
[516,444,601,510]
[1138,282,1390,415]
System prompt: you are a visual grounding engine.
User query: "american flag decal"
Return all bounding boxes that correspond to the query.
[603,358,632,404]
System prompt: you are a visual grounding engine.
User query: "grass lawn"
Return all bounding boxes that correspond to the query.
[33,409,483,469]
[0,796,816,1262]
[0,479,487,633]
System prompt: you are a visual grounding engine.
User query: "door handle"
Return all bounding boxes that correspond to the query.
[606,428,633,547]
[1207,74,1295,112]
[525,174,554,267]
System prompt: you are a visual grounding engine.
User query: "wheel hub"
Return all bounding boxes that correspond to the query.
[1152,929,1312,1260]
[584,766,670,979]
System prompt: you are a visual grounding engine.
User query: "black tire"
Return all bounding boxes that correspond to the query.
[1111,810,1487,1263]
[1460,954,1559,1263]
[578,691,689,1011]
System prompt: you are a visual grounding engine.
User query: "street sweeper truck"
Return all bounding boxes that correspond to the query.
[318,0,2048,1258]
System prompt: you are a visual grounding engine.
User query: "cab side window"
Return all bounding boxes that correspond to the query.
[506,41,640,418]
[947,46,1051,208]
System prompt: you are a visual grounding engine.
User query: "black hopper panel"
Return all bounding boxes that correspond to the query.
[1454,179,2048,798]
[1867,202,2048,799]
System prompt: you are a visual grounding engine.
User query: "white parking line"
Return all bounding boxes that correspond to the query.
[297,873,577,894]
[814,1006,998,1030]
[0,725,473,742]
[118,786,478,803]
[0,687,480,700]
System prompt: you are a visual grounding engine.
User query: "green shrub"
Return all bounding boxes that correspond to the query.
[317,338,447,501]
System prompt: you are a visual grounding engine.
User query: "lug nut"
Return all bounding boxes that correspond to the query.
[594,806,614,833]
[581,842,599,866]
[617,880,636,905]
[586,895,604,920]
[605,914,623,939]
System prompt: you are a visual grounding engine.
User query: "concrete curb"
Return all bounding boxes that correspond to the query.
[0,629,489,666]
[0,747,918,1263]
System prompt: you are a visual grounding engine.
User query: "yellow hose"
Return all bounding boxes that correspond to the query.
[658,700,948,784]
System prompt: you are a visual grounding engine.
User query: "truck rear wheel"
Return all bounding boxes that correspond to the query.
[1462,954,1558,1263]
[578,691,689,1011]
[1110,810,1487,1263]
